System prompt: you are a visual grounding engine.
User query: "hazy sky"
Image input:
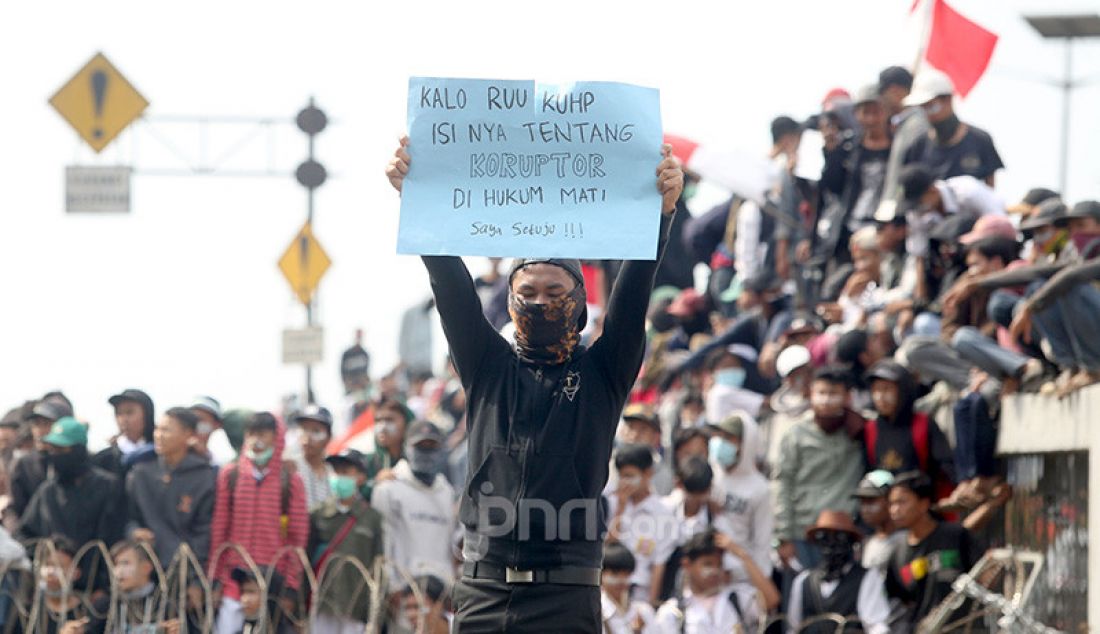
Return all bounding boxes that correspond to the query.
[2,0,1098,445]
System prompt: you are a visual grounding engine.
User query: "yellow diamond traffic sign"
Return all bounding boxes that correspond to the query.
[49,52,149,153]
[279,222,331,305]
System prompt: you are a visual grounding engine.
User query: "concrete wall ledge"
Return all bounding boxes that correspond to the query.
[998,383,1099,454]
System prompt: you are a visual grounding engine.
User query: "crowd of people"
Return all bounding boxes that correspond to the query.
[0,391,455,633]
[2,63,1089,633]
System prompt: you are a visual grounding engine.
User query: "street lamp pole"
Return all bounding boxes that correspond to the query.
[1023,14,1100,197]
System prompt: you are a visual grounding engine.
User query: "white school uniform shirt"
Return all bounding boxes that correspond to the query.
[655,585,759,634]
[601,592,659,634]
[606,491,679,602]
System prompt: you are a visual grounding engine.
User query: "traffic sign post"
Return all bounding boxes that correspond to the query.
[278,221,331,305]
[286,98,328,403]
[49,52,149,153]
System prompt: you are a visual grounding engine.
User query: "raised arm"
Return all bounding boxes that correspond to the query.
[589,147,683,397]
[386,136,506,385]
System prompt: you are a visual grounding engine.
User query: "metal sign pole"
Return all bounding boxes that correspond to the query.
[296,98,328,405]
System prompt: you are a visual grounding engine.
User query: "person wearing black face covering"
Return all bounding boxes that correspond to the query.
[386,138,683,632]
[371,421,457,585]
[901,69,1004,187]
[18,417,125,591]
[787,510,891,634]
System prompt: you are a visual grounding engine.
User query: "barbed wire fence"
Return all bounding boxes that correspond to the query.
[0,541,1062,633]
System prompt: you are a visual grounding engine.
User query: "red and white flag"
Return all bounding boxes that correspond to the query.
[913,0,999,97]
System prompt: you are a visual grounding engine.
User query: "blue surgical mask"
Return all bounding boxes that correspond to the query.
[709,437,739,468]
[714,367,747,389]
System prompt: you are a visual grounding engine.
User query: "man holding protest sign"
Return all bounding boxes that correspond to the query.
[385,86,682,630]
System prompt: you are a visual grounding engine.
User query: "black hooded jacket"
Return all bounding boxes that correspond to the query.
[93,389,157,478]
[425,214,673,570]
[867,367,955,485]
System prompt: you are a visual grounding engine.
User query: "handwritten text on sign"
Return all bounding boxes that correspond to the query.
[397,77,662,259]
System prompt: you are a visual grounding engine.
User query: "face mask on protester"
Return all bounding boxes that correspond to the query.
[407,446,445,483]
[811,393,847,433]
[1032,227,1067,255]
[196,421,215,436]
[507,284,586,365]
[246,442,274,468]
[47,449,87,483]
[714,367,747,389]
[930,111,960,142]
[1070,230,1100,255]
[304,429,329,444]
[815,532,856,581]
[619,475,643,491]
[375,422,400,445]
[329,475,359,500]
[709,437,739,469]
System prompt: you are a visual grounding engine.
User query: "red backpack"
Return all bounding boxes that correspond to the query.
[864,413,955,502]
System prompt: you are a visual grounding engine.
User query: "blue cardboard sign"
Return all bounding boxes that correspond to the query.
[397,77,663,259]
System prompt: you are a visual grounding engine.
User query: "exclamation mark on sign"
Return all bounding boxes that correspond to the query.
[90,69,108,139]
[578,223,583,238]
[565,223,574,239]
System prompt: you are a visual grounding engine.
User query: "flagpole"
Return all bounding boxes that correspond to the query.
[912,0,936,73]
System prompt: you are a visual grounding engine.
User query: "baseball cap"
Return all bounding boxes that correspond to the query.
[903,68,954,106]
[853,469,896,498]
[622,403,660,433]
[776,345,811,379]
[709,412,749,439]
[42,417,88,448]
[405,421,445,446]
[851,226,880,251]
[190,396,223,422]
[0,407,22,429]
[1008,187,1060,215]
[959,215,1017,245]
[1066,200,1100,222]
[326,448,369,474]
[865,359,912,386]
[853,83,881,106]
[30,399,71,422]
[873,199,904,224]
[783,312,824,338]
[821,87,851,108]
[929,212,980,244]
[1020,198,1068,233]
[293,404,333,430]
[108,389,150,408]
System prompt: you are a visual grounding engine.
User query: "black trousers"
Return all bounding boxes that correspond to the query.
[452,576,601,633]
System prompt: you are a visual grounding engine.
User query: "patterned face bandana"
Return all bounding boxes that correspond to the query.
[508,285,585,365]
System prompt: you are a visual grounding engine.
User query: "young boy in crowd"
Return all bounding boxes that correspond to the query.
[654,529,778,633]
[606,443,678,606]
[600,542,658,634]
[232,566,295,634]
[308,449,384,634]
